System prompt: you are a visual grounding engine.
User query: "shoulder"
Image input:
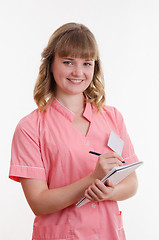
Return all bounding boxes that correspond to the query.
[14,108,44,138]
[15,100,54,134]
[18,109,40,128]
[102,105,124,122]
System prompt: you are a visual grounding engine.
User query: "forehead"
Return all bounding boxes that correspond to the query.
[56,45,97,60]
[55,31,98,60]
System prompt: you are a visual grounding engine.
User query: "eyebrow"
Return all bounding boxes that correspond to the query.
[62,57,74,61]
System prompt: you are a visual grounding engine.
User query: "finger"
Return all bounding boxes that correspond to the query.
[88,180,109,201]
[105,179,114,188]
[91,181,105,196]
[84,192,93,201]
[86,183,103,201]
[106,157,123,166]
[101,157,123,168]
[101,152,123,162]
[103,163,122,173]
[95,182,111,199]
[94,179,109,194]
[85,186,101,202]
[94,179,115,199]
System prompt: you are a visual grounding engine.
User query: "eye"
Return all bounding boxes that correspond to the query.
[63,61,73,65]
[84,62,91,66]
[83,60,94,66]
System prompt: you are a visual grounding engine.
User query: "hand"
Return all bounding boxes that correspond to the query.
[84,179,114,202]
[91,152,123,181]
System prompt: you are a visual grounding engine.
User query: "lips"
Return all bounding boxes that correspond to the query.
[67,78,83,83]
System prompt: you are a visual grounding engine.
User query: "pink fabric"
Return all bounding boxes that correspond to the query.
[9,98,138,239]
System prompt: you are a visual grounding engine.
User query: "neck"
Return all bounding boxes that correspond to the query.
[55,93,85,116]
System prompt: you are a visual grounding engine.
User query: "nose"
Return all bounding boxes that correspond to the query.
[72,65,83,77]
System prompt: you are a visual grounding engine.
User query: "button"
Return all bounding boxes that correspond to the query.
[93,234,99,239]
[91,203,97,208]
[85,141,90,146]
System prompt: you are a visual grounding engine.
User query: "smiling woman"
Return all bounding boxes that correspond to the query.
[33,22,105,112]
[9,22,139,240]
[51,55,95,97]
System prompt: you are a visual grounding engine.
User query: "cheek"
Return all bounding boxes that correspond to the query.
[53,66,64,83]
[54,67,70,81]
[87,69,95,81]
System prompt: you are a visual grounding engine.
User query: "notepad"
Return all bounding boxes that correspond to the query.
[76,161,143,208]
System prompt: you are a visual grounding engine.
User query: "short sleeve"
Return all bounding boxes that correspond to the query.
[9,112,46,182]
[114,107,139,164]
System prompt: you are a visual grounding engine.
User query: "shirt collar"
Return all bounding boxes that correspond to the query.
[52,98,93,122]
[83,100,93,122]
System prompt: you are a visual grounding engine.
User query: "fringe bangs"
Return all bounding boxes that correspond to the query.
[55,30,98,60]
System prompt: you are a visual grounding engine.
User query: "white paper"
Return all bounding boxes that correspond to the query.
[107,131,124,155]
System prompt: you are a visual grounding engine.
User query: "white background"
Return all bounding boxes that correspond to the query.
[0,0,159,239]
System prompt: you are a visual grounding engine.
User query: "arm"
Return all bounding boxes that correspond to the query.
[20,174,94,216]
[84,171,138,202]
[20,152,123,216]
[110,171,138,201]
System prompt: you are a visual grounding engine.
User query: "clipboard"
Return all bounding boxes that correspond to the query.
[76,161,143,208]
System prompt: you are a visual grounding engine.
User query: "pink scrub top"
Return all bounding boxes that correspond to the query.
[9,98,138,240]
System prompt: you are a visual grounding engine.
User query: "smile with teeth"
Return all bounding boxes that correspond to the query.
[67,78,83,83]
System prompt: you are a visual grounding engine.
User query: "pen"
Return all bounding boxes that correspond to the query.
[89,151,128,164]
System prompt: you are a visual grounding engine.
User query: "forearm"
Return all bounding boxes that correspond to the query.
[21,174,94,216]
[109,172,138,201]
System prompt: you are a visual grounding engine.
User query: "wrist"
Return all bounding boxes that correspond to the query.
[89,172,97,183]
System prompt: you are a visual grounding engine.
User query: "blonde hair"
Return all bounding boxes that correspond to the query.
[34,22,106,112]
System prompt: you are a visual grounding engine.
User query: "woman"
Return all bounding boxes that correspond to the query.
[9,22,138,240]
